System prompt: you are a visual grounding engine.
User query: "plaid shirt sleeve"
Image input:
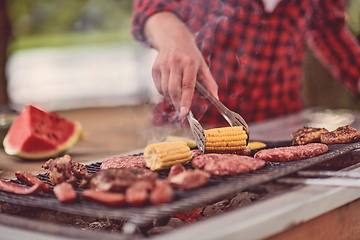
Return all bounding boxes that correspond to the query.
[131,0,180,44]
[131,0,234,46]
[307,0,360,94]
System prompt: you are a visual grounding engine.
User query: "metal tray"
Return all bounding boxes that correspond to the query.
[1,142,360,229]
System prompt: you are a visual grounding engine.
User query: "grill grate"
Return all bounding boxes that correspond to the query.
[1,142,360,228]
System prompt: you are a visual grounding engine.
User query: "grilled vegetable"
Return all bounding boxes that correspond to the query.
[247,141,267,150]
[204,126,248,153]
[144,141,192,171]
[165,135,197,149]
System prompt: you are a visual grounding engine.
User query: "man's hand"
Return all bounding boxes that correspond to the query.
[144,12,218,117]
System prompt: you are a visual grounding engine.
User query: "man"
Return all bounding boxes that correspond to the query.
[132,0,360,128]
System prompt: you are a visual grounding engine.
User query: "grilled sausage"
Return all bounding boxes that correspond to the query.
[81,189,126,207]
[53,182,77,203]
[150,180,174,205]
[125,180,154,207]
[0,179,43,194]
[167,163,186,179]
[169,169,210,190]
[15,171,51,192]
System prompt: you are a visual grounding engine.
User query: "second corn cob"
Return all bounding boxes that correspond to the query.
[204,126,248,153]
[144,141,192,171]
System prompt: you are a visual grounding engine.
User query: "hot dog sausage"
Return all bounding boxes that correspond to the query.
[53,182,77,203]
[15,171,51,192]
[82,189,126,207]
[0,179,43,194]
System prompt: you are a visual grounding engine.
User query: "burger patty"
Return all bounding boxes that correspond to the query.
[191,154,265,176]
[253,143,329,162]
[291,127,329,145]
[100,155,146,169]
[320,125,360,144]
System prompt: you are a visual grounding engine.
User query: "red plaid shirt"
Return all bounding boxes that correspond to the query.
[132,0,360,127]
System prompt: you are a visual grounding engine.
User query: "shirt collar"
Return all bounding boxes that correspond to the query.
[262,0,281,12]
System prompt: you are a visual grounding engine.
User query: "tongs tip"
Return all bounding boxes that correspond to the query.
[187,111,206,153]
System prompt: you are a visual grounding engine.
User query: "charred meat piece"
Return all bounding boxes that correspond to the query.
[192,154,265,176]
[169,169,210,190]
[80,168,158,192]
[82,189,126,207]
[100,155,146,169]
[15,171,51,192]
[53,182,77,203]
[291,127,329,145]
[320,125,360,144]
[42,155,87,186]
[254,143,329,162]
[125,180,154,206]
[191,150,202,159]
[0,179,44,195]
[149,179,174,205]
[167,163,186,179]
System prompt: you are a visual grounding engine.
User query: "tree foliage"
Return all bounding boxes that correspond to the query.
[7,0,133,37]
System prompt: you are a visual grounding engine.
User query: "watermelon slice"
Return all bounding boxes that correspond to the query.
[3,105,82,160]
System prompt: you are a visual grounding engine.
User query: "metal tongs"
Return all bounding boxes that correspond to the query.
[277,170,360,188]
[187,81,250,153]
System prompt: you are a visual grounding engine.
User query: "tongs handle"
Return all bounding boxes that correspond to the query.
[277,170,360,188]
[277,177,360,188]
[195,81,233,125]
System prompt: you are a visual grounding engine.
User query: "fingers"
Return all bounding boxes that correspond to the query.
[168,69,183,111]
[153,57,183,107]
[150,41,218,119]
[152,64,162,94]
[152,58,172,101]
[152,54,218,119]
[179,60,197,117]
[152,54,197,116]
[199,64,219,100]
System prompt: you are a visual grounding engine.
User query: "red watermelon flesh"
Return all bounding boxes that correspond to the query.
[3,105,82,160]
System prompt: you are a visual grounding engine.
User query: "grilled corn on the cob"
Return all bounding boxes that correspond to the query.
[165,135,197,149]
[144,141,192,171]
[204,126,248,153]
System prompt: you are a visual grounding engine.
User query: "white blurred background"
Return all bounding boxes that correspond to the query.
[7,43,159,112]
[5,0,161,112]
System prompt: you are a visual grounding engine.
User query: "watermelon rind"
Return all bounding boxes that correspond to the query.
[3,122,82,160]
[2,105,83,160]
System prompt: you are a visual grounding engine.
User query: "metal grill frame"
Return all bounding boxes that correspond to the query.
[1,142,360,229]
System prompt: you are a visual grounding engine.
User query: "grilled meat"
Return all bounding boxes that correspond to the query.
[291,127,329,145]
[15,171,51,192]
[0,179,44,195]
[169,169,210,190]
[100,155,146,169]
[320,125,360,144]
[125,180,154,206]
[41,155,87,186]
[167,163,186,179]
[191,150,202,159]
[254,143,329,162]
[81,189,126,207]
[192,154,265,176]
[53,182,77,203]
[149,179,174,205]
[79,168,158,192]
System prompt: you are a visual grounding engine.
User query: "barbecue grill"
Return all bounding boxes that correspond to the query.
[2,110,360,240]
